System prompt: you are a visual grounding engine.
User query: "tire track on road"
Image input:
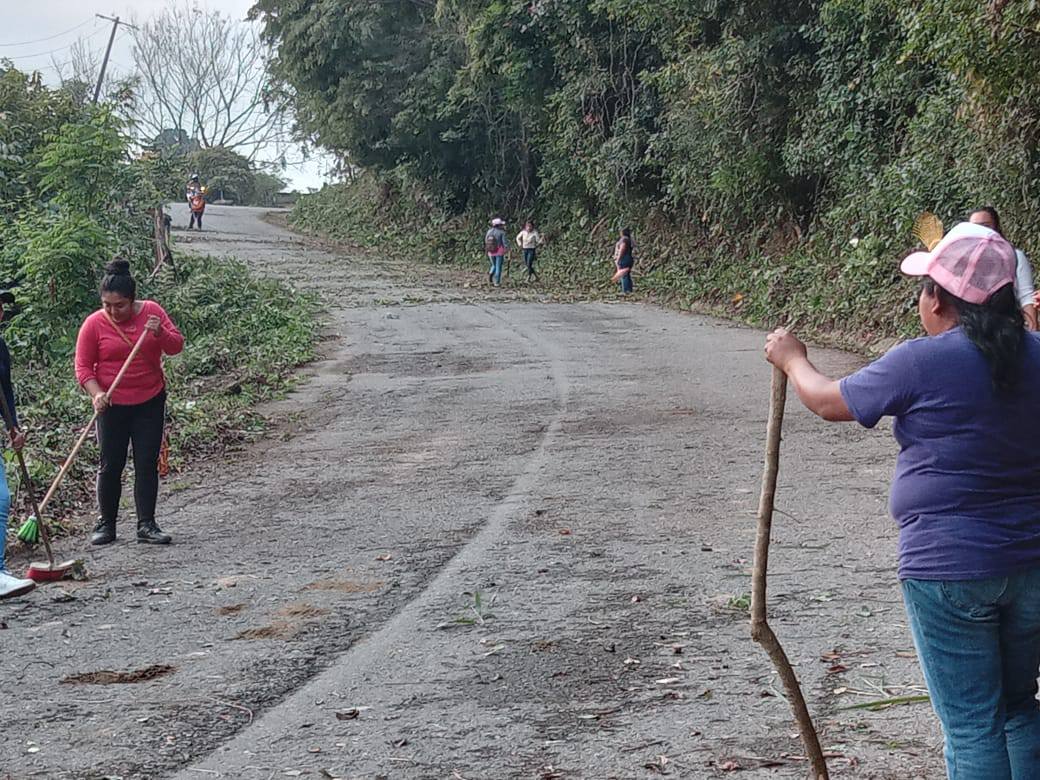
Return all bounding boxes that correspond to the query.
[176,304,572,777]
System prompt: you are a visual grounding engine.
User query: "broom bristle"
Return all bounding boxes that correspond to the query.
[913,212,944,251]
[16,515,40,545]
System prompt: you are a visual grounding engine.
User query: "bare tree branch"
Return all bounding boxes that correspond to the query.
[129,2,292,161]
[51,37,101,89]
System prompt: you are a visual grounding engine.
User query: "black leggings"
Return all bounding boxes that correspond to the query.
[97,391,165,525]
[190,210,203,229]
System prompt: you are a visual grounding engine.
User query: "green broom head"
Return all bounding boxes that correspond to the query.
[16,514,40,545]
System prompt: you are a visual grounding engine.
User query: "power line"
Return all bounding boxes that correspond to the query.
[0,26,107,61]
[0,18,94,48]
[21,31,137,82]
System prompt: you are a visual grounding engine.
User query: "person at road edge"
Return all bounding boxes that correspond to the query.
[516,219,543,281]
[764,221,1040,779]
[968,206,1037,330]
[75,260,184,546]
[0,289,34,600]
[485,217,508,287]
[613,227,635,294]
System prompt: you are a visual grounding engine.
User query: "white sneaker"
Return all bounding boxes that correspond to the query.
[0,570,36,599]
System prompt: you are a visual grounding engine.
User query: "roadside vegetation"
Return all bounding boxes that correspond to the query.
[0,67,318,524]
[258,0,1040,350]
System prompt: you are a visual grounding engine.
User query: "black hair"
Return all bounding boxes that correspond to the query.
[100,259,136,300]
[922,278,1024,392]
[970,206,1003,236]
[621,227,632,238]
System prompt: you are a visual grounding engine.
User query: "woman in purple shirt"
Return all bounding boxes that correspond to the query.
[765,222,1040,778]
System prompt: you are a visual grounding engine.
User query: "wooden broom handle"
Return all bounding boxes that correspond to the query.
[38,330,150,516]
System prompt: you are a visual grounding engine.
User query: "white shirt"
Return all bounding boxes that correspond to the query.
[1014,248,1035,309]
[516,229,542,250]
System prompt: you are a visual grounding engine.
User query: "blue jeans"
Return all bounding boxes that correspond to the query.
[0,458,10,573]
[488,255,503,285]
[522,248,537,277]
[902,571,1040,779]
[618,265,633,293]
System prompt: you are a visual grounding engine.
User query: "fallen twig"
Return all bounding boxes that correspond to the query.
[203,696,255,724]
[840,694,930,711]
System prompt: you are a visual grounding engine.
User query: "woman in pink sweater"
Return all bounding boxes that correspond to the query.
[75,260,184,546]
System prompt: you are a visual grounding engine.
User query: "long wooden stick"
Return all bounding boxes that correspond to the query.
[750,366,829,780]
[38,330,149,516]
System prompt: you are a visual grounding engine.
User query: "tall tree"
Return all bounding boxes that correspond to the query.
[130,2,291,162]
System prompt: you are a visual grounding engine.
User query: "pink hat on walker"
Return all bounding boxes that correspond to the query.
[900,221,1016,304]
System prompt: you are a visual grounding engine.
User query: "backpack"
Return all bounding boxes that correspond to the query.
[484,230,499,254]
[190,194,205,213]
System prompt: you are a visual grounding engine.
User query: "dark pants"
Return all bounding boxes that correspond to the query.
[97,390,166,526]
[523,248,538,278]
[189,210,203,229]
[618,260,634,293]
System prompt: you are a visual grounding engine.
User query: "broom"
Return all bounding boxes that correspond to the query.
[913,212,944,251]
[0,384,76,581]
[25,330,148,582]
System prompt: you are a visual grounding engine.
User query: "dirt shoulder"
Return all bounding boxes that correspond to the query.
[0,205,940,779]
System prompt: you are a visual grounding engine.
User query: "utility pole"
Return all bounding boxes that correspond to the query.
[92,14,139,104]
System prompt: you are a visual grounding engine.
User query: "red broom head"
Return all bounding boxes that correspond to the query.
[25,561,75,583]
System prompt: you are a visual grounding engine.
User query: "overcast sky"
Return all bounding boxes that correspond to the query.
[1,1,335,191]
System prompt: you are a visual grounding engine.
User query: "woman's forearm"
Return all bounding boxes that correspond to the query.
[1024,304,1037,331]
[785,356,854,422]
[83,379,103,398]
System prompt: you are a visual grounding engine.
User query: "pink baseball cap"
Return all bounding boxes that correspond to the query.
[900,221,1016,304]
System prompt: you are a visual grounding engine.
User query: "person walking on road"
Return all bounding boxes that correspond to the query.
[613,227,635,294]
[765,221,1040,779]
[186,174,207,230]
[485,218,508,287]
[0,289,34,600]
[188,191,206,231]
[76,260,184,546]
[186,173,202,202]
[516,220,543,281]
[968,206,1037,330]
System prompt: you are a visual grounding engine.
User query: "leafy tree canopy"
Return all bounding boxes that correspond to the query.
[253,0,1040,260]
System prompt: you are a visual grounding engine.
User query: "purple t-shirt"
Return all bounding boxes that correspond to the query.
[840,327,1040,580]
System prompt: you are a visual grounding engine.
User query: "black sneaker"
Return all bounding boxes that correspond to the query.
[137,521,172,545]
[91,518,116,546]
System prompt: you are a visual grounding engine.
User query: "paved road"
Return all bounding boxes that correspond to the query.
[0,205,941,778]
